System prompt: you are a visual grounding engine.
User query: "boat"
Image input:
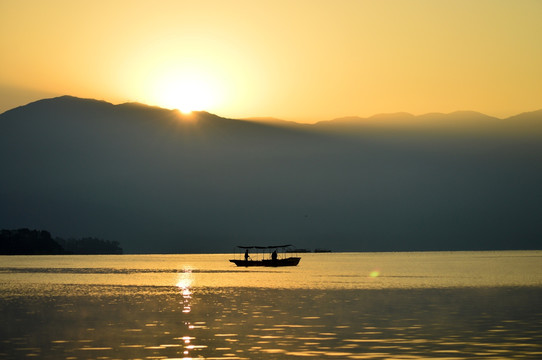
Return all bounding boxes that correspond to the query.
[229,245,301,267]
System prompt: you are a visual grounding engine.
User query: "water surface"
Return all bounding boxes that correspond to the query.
[1,251,541,359]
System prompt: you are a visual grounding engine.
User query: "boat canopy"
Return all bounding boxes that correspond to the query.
[237,245,292,249]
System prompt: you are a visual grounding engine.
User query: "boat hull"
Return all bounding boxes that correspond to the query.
[229,257,301,267]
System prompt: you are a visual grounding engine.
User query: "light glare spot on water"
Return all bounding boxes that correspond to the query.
[369,270,380,278]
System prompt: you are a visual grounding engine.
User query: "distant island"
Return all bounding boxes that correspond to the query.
[0,228,123,255]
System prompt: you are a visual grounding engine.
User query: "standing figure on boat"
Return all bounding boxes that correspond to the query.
[271,250,277,261]
[245,249,249,261]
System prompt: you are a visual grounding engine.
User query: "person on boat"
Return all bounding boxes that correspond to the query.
[244,249,249,261]
[271,250,277,261]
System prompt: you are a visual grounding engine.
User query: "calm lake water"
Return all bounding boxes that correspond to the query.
[1,251,542,359]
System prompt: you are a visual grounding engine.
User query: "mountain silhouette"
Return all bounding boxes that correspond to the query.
[1,96,541,253]
[313,110,542,138]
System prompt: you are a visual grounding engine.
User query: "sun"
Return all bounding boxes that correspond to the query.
[159,79,213,114]
[150,70,220,114]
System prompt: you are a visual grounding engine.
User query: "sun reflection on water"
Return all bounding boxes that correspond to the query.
[176,268,196,358]
[177,268,193,313]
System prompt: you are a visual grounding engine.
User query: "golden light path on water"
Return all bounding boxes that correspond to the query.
[176,267,208,360]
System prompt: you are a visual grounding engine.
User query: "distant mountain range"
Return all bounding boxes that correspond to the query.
[246,109,542,137]
[1,96,541,253]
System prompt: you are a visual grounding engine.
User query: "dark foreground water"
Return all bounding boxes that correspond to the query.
[1,252,541,359]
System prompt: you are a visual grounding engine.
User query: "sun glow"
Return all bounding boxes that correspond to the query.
[150,69,221,114]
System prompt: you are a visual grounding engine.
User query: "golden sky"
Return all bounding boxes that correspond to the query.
[1,0,541,122]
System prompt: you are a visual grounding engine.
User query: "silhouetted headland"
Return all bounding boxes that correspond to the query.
[0,228,123,255]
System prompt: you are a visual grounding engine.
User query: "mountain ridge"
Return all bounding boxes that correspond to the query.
[4,95,541,130]
[1,95,541,253]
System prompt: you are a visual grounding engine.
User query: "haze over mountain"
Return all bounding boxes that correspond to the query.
[1,96,541,253]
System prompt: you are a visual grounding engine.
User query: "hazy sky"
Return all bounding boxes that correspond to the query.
[1,0,541,122]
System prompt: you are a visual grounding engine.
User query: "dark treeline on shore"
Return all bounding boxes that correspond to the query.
[0,228,123,255]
